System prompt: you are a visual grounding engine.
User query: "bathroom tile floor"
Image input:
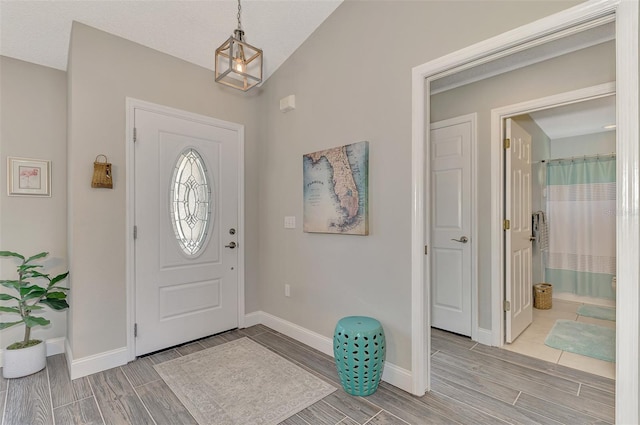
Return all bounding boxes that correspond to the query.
[503,299,616,379]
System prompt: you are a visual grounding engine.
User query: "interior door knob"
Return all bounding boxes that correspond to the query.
[225,242,237,249]
[451,236,468,243]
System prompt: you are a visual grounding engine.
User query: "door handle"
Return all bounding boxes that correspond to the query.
[529,236,536,242]
[451,236,468,243]
[225,242,237,249]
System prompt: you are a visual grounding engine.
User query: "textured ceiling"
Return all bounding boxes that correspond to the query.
[0,0,343,81]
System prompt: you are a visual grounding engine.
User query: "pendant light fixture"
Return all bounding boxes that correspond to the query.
[215,0,263,91]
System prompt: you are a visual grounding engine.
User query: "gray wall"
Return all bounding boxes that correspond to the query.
[66,23,260,359]
[256,0,581,369]
[551,130,616,158]
[430,41,614,330]
[0,57,68,346]
[2,1,588,372]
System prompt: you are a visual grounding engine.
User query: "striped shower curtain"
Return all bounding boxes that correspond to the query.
[545,157,616,299]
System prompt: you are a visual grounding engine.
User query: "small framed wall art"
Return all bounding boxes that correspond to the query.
[7,157,51,197]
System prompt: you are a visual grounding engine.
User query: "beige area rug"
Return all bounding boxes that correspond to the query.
[154,337,337,425]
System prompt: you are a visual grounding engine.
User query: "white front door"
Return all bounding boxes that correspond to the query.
[505,118,533,343]
[134,108,239,356]
[430,117,473,337]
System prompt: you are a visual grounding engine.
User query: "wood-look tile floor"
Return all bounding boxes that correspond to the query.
[0,325,615,424]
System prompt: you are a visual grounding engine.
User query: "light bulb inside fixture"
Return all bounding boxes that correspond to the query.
[234,42,247,74]
[234,58,246,73]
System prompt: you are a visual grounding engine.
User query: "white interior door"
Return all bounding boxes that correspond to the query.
[430,118,472,337]
[134,108,239,356]
[505,118,533,343]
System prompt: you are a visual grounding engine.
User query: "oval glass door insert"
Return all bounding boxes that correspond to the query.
[170,148,213,256]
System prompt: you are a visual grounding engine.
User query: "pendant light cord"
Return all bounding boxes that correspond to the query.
[237,0,242,31]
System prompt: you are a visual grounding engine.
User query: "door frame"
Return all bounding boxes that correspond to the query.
[411,1,638,422]
[491,82,616,347]
[124,98,246,361]
[430,113,478,340]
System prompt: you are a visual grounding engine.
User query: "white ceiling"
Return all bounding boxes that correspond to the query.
[529,95,616,140]
[0,0,343,81]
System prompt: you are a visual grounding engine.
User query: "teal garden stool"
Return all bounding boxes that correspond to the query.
[333,316,386,396]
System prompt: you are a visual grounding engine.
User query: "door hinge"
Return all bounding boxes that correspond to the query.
[503,219,510,230]
[134,323,138,337]
[424,245,428,255]
[133,127,137,143]
[504,300,511,312]
[504,138,511,149]
[133,225,138,239]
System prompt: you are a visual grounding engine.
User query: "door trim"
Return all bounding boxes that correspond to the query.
[125,98,245,361]
[411,2,638,422]
[490,82,616,347]
[430,113,478,341]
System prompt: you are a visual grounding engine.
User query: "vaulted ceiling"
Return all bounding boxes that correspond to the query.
[2,0,615,137]
[0,0,343,81]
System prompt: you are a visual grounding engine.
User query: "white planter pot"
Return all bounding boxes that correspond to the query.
[3,340,46,379]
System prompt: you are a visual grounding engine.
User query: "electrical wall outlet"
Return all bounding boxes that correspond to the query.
[284,284,291,297]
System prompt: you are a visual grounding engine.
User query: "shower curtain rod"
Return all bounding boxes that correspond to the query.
[532,152,616,164]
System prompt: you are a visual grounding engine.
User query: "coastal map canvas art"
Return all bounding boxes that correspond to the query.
[303,141,368,235]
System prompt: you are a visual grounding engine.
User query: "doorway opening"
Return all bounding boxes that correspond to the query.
[500,90,617,379]
[411,2,638,421]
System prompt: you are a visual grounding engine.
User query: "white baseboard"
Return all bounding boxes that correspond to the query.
[255,311,335,357]
[380,362,413,393]
[475,327,493,346]
[0,337,67,368]
[243,310,266,328]
[66,339,128,380]
[244,311,413,393]
[46,337,66,356]
[1,314,412,390]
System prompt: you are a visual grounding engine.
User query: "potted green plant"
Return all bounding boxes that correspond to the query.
[0,251,69,378]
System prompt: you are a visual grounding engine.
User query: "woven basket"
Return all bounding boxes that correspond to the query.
[534,283,553,309]
[91,155,113,189]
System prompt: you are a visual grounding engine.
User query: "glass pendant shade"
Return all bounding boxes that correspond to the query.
[215,29,263,91]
